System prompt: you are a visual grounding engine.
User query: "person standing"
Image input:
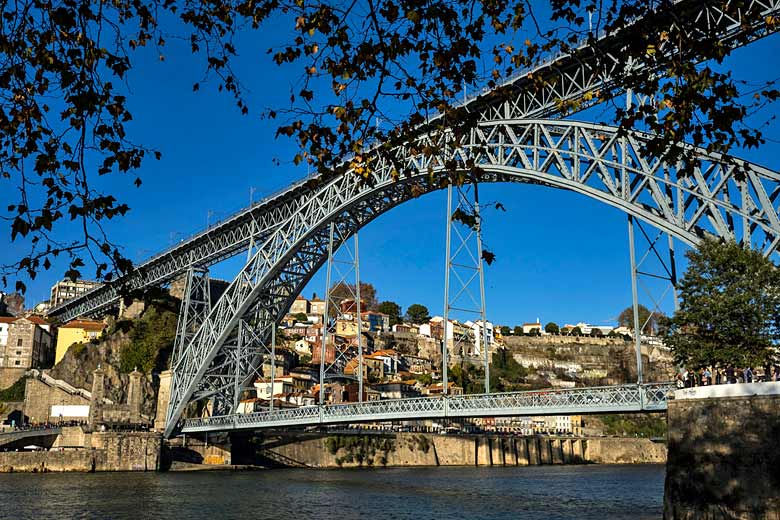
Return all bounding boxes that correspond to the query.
[744,366,754,383]
[725,365,735,384]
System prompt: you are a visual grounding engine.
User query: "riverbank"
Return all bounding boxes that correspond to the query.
[0,428,665,473]
[0,429,161,473]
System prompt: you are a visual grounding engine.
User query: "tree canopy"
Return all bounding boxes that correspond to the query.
[328,281,378,311]
[617,304,667,335]
[666,238,780,369]
[405,303,431,325]
[376,301,402,326]
[544,322,559,335]
[1,0,778,292]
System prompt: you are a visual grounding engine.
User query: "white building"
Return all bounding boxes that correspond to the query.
[49,279,102,307]
[464,320,495,356]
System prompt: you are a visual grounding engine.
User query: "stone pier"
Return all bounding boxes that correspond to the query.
[664,384,780,519]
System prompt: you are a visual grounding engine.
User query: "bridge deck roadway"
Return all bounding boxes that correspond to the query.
[0,427,62,447]
[180,383,673,434]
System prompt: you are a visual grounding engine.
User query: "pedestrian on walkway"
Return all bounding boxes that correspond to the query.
[725,365,736,384]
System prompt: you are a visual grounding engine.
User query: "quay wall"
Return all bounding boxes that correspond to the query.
[0,430,161,473]
[258,433,665,469]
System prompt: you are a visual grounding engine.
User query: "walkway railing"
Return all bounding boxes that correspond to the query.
[180,382,674,434]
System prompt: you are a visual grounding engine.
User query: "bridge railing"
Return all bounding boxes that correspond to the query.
[642,382,675,409]
[323,396,445,422]
[448,384,643,415]
[236,406,320,427]
[180,383,675,433]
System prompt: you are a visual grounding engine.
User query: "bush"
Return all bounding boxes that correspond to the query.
[600,414,667,438]
[0,377,26,401]
[69,342,87,358]
[120,303,178,373]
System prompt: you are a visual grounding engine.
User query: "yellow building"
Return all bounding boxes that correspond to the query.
[335,319,359,337]
[55,319,107,364]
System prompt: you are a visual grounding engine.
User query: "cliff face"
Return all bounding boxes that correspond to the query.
[503,336,675,384]
[49,331,157,416]
[49,299,178,417]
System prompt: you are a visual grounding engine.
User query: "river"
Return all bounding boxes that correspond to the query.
[0,464,664,519]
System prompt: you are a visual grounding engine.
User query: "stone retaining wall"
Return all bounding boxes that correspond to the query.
[0,430,161,473]
[260,433,663,469]
[664,392,780,519]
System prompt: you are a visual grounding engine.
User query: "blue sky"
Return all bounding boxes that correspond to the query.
[2,19,779,328]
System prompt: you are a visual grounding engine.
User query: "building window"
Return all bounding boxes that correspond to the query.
[14,360,20,366]
[16,338,22,346]
[15,351,21,356]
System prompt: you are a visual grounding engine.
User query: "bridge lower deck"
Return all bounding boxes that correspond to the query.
[180,383,674,434]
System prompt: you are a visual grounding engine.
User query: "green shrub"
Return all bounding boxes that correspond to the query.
[0,377,26,401]
[69,342,87,358]
[119,304,178,373]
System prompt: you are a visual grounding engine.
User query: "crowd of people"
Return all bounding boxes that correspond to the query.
[677,364,780,388]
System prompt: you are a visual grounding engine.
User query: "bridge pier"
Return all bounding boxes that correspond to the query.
[490,438,504,466]
[516,438,529,466]
[664,386,780,519]
[476,437,491,466]
[551,439,564,465]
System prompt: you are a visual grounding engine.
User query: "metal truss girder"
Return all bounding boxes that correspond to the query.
[49,0,780,323]
[165,119,780,436]
[179,382,675,433]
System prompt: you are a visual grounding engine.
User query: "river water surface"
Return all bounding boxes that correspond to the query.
[1,464,664,519]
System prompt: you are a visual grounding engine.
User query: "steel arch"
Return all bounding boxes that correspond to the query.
[164,119,780,436]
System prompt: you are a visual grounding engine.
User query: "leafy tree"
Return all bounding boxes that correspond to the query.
[292,312,310,323]
[618,304,652,333]
[570,326,583,337]
[376,301,402,326]
[544,322,559,335]
[499,325,510,336]
[405,304,431,325]
[590,328,603,337]
[491,349,528,390]
[667,238,780,369]
[329,282,378,312]
[2,0,776,292]
[513,326,523,336]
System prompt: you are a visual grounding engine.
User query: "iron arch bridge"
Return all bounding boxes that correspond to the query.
[37,0,780,437]
[164,118,780,437]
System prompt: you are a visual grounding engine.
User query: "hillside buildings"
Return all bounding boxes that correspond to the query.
[49,279,102,308]
[54,319,107,364]
[0,316,53,370]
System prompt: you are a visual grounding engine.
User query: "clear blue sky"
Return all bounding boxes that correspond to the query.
[2,22,779,328]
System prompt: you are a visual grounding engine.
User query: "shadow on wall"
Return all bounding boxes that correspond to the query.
[664,395,780,519]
